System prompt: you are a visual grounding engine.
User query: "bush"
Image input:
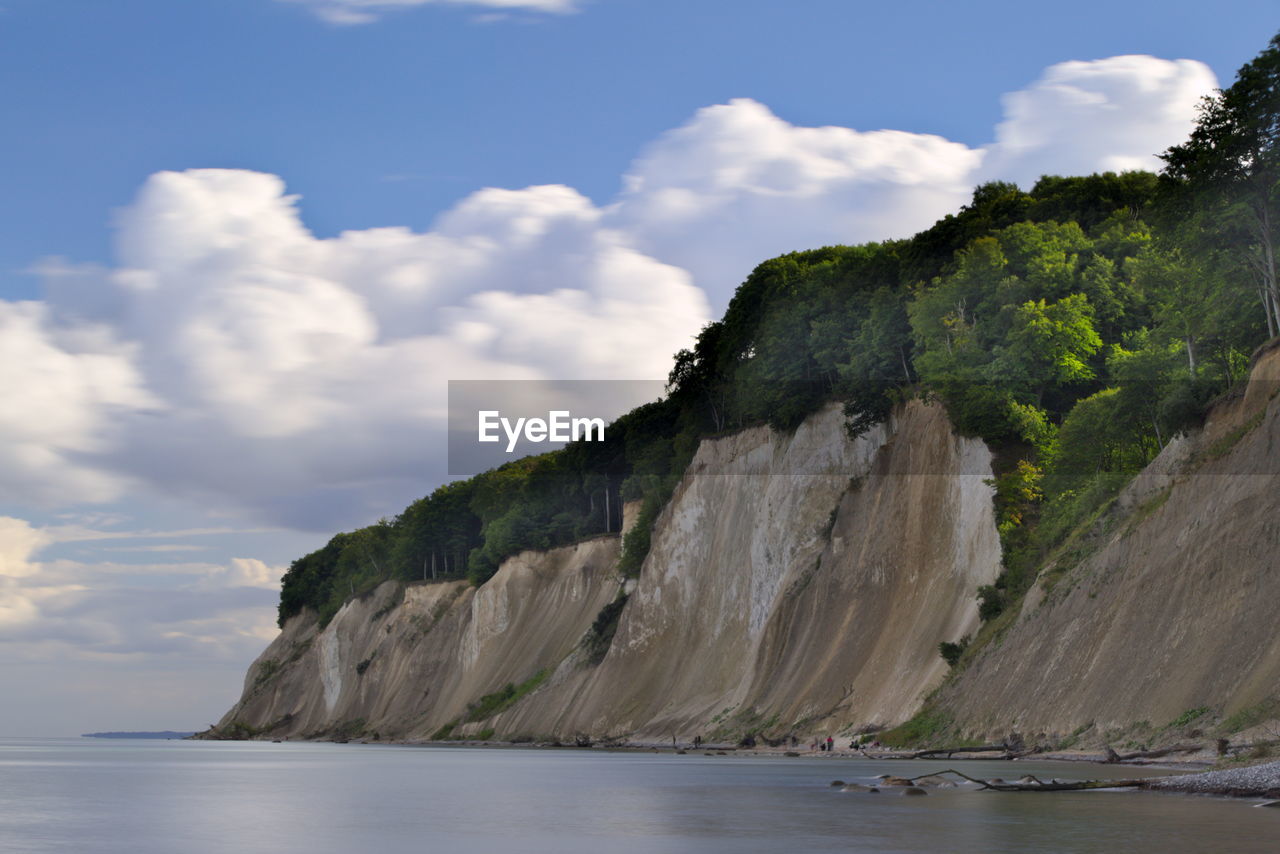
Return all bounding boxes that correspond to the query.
[976,585,1005,621]
[939,636,970,667]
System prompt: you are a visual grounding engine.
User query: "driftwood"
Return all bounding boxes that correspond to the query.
[1104,743,1203,763]
[869,743,1029,760]
[908,744,1025,760]
[905,768,1150,792]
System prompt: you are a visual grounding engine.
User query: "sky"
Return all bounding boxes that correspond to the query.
[1,0,1276,736]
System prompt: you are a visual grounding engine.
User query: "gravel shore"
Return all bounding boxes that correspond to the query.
[1146,761,1280,797]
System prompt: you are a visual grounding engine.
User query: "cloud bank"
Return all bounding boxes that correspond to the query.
[0,516,283,660]
[3,55,1215,534]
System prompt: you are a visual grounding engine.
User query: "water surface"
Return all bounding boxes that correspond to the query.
[0,738,1273,853]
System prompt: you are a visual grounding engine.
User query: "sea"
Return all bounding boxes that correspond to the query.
[1,737,1274,853]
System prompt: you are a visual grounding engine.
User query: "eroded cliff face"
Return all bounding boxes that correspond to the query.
[216,399,1002,742]
[936,344,1280,742]
[216,538,621,738]
[497,400,1000,741]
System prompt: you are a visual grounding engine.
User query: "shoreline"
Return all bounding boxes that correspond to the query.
[235,734,1280,797]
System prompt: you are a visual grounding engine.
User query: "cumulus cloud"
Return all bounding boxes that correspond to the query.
[276,0,577,26]
[0,301,156,505]
[982,55,1217,186]
[4,55,1216,533]
[613,98,984,307]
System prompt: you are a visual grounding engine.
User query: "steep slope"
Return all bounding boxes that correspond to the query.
[934,343,1280,742]
[213,399,1003,742]
[497,400,1000,741]
[215,537,621,739]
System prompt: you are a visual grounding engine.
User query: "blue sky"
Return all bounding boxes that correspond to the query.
[2,0,1274,300]
[1,0,1276,735]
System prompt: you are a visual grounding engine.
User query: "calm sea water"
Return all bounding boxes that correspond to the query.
[0,738,1274,853]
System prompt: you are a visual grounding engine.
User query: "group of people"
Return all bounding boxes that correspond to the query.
[811,736,835,752]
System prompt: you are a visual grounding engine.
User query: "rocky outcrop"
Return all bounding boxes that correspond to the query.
[214,399,1002,742]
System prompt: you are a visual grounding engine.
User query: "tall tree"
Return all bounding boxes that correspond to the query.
[1161,32,1280,333]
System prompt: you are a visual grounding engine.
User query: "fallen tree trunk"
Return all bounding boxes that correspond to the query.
[908,744,1022,760]
[1104,744,1204,763]
[908,768,1150,792]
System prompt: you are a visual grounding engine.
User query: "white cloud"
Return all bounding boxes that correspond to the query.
[0,516,284,655]
[0,301,156,505]
[612,98,984,308]
[982,55,1217,186]
[276,0,578,26]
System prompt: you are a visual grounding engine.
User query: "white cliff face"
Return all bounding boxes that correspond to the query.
[217,399,1004,742]
[319,628,342,713]
[500,400,1002,740]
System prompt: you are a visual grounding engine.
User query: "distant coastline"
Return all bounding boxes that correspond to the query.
[81,731,196,739]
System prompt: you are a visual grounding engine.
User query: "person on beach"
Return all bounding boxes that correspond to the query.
[826,736,834,752]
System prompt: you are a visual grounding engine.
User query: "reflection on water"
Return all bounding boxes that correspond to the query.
[0,738,1273,853]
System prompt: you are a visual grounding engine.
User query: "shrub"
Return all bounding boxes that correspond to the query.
[939,636,970,667]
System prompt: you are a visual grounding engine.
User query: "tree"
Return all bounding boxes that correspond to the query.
[986,295,1102,405]
[1126,243,1224,377]
[1161,31,1280,333]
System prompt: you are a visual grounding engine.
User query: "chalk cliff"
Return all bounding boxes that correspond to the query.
[215,345,1279,744]
[215,399,1002,741]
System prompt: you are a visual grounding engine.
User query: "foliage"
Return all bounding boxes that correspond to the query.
[583,593,629,665]
[939,636,971,667]
[976,585,1006,622]
[463,670,550,723]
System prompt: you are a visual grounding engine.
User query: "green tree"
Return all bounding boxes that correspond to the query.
[1161,31,1280,333]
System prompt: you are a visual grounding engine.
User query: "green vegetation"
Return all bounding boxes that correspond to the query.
[938,636,970,667]
[1168,707,1212,730]
[463,670,550,723]
[1220,698,1280,734]
[582,592,629,665]
[878,709,957,747]
[276,32,1280,654]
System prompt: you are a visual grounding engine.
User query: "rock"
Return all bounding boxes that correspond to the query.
[901,787,928,796]
[912,775,957,788]
[841,784,877,792]
[830,780,845,787]
[882,776,914,787]
[987,778,1005,785]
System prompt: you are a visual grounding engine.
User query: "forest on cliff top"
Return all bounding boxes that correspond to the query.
[276,32,1280,632]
